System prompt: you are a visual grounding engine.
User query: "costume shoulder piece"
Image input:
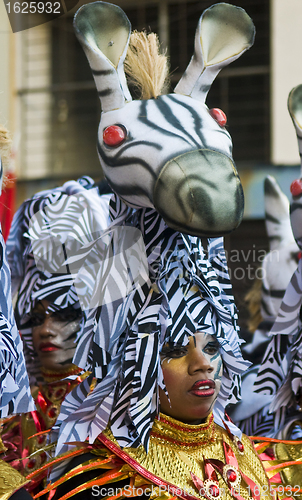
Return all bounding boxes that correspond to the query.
[33,414,272,500]
[0,459,29,500]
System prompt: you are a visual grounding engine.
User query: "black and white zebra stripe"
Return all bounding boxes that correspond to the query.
[52,194,249,466]
[50,0,256,469]
[251,85,302,429]
[73,2,255,237]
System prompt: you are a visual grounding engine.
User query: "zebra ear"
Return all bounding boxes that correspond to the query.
[288,84,302,168]
[174,3,255,103]
[264,176,294,251]
[288,85,302,248]
[74,1,132,112]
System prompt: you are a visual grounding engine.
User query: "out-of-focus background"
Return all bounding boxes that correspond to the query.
[0,0,301,328]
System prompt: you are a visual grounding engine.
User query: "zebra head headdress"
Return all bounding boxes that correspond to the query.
[50,2,256,466]
[228,176,299,436]
[261,175,299,326]
[73,1,255,238]
[253,85,302,432]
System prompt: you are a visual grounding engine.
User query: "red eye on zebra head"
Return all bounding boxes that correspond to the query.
[209,108,227,127]
[103,125,127,147]
[290,178,302,197]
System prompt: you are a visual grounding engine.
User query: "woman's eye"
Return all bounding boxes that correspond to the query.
[204,344,219,355]
[29,314,45,327]
[53,310,81,323]
[161,347,188,358]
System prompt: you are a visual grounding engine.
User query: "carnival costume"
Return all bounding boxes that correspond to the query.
[229,176,300,438]
[0,162,33,418]
[0,154,34,498]
[234,85,302,495]
[0,176,109,492]
[253,85,302,432]
[26,3,274,499]
[30,412,270,500]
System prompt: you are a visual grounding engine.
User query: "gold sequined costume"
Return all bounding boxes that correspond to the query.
[0,367,90,495]
[33,412,272,500]
[250,435,302,500]
[0,456,29,500]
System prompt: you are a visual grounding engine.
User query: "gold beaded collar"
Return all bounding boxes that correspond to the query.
[102,413,272,500]
[151,412,215,448]
[40,364,82,382]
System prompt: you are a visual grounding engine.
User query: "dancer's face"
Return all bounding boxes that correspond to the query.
[159,332,223,424]
[31,300,81,372]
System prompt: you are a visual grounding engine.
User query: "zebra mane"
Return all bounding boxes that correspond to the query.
[124,31,169,99]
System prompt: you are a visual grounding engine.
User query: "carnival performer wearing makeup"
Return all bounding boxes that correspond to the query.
[34,306,272,500]
[0,176,110,494]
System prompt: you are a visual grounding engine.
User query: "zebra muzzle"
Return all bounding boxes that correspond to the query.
[153,149,244,237]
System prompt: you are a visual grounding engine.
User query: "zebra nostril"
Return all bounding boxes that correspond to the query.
[103,125,127,147]
[209,108,227,127]
[290,178,302,197]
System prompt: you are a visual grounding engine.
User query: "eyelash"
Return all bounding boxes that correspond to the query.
[161,343,219,359]
[204,345,219,355]
[29,309,82,327]
[161,347,188,358]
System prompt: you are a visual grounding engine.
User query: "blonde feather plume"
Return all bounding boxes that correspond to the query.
[245,276,263,333]
[124,31,169,100]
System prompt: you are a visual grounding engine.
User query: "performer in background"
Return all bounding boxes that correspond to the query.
[1,175,110,494]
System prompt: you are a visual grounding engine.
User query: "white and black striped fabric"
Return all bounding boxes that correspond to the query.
[0,159,34,416]
[253,260,302,431]
[228,176,300,437]
[6,176,110,385]
[250,85,302,436]
[51,193,250,465]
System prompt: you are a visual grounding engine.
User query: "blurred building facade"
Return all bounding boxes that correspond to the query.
[0,0,301,204]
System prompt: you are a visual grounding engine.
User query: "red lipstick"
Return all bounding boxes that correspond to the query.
[189,379,215,397]
[39,342,60,352]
